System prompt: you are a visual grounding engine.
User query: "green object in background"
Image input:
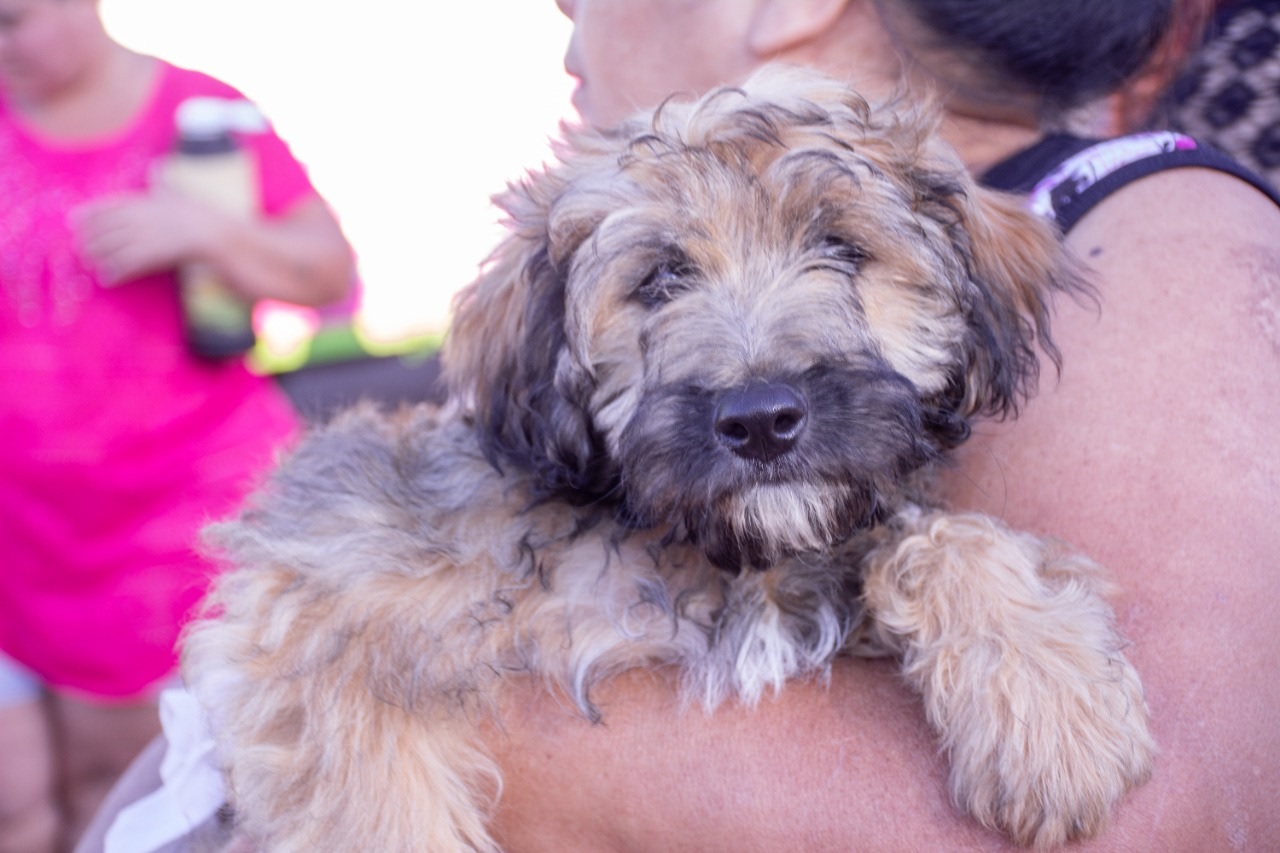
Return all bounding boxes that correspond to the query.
[249,321,442,375]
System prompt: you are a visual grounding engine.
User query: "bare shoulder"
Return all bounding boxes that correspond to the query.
[943,165,1280,535]
[1068,166,1280,358]
[941,166,1280,848]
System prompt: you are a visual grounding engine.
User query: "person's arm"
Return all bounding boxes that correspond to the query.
[486,663,1013,852]
[481,167,1280,851]
[73,191,354,308]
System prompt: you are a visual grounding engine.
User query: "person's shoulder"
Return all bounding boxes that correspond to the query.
[1071,163,1280,272]
[1014,131,1280,234]
[157,59,252,104]
[1066,163,1280,376]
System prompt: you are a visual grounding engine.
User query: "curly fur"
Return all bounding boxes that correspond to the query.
[182,66,1153,851]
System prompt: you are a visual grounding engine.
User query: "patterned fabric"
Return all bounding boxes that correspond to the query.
[1165,0,1280,188]
[982,130,1280,232]
[1024,131,1199,221]
[0,61,308,698]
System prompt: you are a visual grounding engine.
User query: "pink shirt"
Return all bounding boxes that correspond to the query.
[0,61,309,697]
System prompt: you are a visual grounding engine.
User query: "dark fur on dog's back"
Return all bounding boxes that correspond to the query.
[183,66,1150,853]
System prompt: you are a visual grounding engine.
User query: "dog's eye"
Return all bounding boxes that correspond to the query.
[810,235,868,273]
[633,258,697,308]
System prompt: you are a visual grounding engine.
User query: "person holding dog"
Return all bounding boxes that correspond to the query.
[474,0,1280,850]
[0,0,354,850]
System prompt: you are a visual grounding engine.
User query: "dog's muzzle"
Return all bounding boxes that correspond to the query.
[713,381,808,462]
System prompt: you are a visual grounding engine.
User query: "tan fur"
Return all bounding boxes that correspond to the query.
[183,66,1152,851]
[861,510,1153,846]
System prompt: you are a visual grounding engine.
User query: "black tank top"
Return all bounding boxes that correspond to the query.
[980,131,1280,232]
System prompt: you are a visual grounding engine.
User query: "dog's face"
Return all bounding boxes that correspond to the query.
[445,67,1080,571]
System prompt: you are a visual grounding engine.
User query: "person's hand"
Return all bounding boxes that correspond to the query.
[71,187,231,286]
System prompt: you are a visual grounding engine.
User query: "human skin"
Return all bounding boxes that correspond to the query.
[554,0,765,128]
[71,191,352,306]
[0,0,100,102]
[478,2,1280,850]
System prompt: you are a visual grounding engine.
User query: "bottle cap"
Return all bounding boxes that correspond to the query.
[175,97,269,142]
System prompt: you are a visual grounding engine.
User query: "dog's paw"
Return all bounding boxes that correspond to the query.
[865,511,1156,846]
[946,643,1155,847]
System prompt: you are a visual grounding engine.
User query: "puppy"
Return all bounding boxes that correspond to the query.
[183,66,1154,851]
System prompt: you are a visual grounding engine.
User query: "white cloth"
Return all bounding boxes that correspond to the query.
[103,688,227,853]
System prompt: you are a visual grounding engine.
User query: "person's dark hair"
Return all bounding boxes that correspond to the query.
[894,0,1176,118]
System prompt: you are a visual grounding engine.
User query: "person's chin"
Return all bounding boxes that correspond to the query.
[0,69,28,95]
[570,84,594,126]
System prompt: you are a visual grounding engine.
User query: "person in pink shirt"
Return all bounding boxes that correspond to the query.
[0,0,355,849]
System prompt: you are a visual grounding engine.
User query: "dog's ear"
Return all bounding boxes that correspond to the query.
[907,153,1087,432]
[785,84,1085,434]
[955,185,1085,418]
[442,132,619,500]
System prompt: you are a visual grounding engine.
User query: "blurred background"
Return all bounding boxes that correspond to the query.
[102,0,575,369]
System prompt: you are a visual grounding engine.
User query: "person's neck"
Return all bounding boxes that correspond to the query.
[940,97,1115,175]
[14,42,155,140]
[937,111,1044,176]
[825,0,1116,176]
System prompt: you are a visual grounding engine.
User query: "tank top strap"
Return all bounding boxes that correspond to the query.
[981,131,1280,232]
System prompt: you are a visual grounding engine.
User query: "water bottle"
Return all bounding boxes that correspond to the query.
[160,97,264,358]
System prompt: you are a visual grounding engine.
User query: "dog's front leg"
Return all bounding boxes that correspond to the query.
[860,507,1155,848]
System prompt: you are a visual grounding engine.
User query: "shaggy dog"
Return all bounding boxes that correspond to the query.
[182,67,1155,851]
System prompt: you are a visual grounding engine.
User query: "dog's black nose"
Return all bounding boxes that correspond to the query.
[714,382,808,461]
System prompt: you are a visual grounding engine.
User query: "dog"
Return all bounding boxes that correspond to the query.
[182,66,1155,851]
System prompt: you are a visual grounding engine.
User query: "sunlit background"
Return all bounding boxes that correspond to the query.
[102,0,575,357]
